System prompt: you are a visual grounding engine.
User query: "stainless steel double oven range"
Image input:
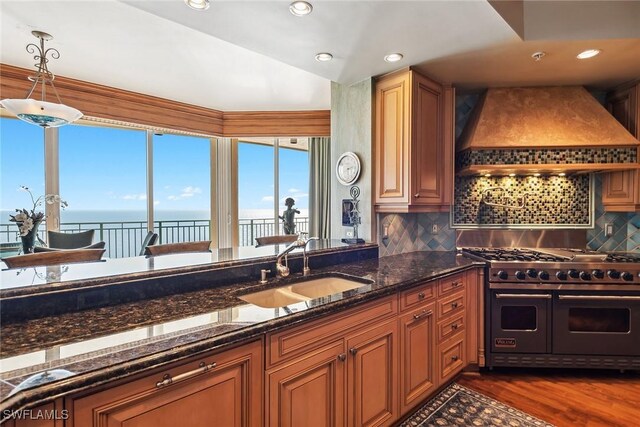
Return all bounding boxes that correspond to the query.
[462,248,640,370]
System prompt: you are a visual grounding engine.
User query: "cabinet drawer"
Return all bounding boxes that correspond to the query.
[267,295,397,367]
[399,281,435,312]
[438,273,464,296]
[436,290,465,321]
[437,312,465,343]
[438,335,465,383]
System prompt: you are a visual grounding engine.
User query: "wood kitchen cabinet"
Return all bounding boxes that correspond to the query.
[398,300,437,414]
[4,402,64,427]
[374,68,454,213]
[68,340,263,427]
[266,296,399,427]
[603,81,640,212]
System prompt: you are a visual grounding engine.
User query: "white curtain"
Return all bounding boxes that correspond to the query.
[309,137,331,238]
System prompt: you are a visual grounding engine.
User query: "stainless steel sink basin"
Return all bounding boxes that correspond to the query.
[238,275,371,308]
[290,277,366,299]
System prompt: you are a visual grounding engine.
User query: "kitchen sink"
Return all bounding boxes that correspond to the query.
[238,275,371,309]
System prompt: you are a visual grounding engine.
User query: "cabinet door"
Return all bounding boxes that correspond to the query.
[70,341,263,427]
[603,83,639,212]
[398,302,436,414]
[411,72,444,207]
[346,320,398,427]
[375,71,410,205]
[266,341,346,427]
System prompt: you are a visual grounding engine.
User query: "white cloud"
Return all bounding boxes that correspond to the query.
[122,193,147,201]
[280,193,308,204]
[261,196,274,202]
[288,188,301,193]
[167,186,203,201]
[154,201,161,206]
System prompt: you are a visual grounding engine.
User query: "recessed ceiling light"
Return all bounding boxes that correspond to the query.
[384,53,404,63]
[577,49,601,59]
[508,173,516,177]
[289,1,313,16]
[484,173,492,177]
[533,173,541,177]
[315,52,333,62]
[558,172,566,177]
[184,0,210,11]
[531,51,546,61]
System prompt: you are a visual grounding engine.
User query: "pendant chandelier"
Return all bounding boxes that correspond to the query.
[1,31,82,128]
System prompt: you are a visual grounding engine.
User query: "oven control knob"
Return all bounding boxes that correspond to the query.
[591,269,604,279]
[496,270,508,280]
[579,271,591,281]
[526,269,537,278]
[556,271,568,280]
[621,272,633,282]
[607,270,621,279]
[515,271,526,280]
[568,269,580,279]
[538,271,550,280]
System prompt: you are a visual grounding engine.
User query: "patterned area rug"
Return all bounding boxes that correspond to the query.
[401,383,555,427]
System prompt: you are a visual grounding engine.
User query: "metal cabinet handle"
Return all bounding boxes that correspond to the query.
[414,193,420,198]
[349,348,358,356]
[451,302,459,309]
[337,353,347,362]
[451,323,459,330]
[156,361,216,389]
[495,293,552,299]
[413,309,433,321]
[418,292,426,299]
[452,281,461,287]
[558,295,640,301]
[451,355,459,362]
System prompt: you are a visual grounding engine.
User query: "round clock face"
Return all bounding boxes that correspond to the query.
[336,152,361,186]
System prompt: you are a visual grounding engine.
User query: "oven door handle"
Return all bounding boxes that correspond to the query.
[558,295,640,301]
[495,293,552,299]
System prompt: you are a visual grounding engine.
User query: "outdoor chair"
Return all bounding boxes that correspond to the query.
[47,230,95,249]
[139,231,159,256]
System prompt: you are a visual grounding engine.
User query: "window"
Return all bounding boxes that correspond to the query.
[237,138,309,246]
[59,124,147,257]
[153,134,211,244]
[0,117,45,246]
[237,141,275,246]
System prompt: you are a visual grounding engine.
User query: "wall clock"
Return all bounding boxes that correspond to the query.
[336,152,361,186]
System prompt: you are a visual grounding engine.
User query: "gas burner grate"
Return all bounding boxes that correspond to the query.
[462,248,568,262]
[605,254,640,263]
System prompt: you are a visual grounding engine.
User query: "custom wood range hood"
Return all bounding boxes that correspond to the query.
[456,86,640,176]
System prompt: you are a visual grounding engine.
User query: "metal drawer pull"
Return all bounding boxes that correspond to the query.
[349,348,358,356]
[451,302,459,309]
[451,323,459,330]
[452,281,461,287]
[337,353,347,362]
[413,309,433,320]
[558,295,640,301]
[451,355,459,362]
[156,361,216,389]
[414,193,420,198]
[495,293,552,299]
[418,292,426,299]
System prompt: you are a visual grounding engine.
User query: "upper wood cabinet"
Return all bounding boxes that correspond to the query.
[374,68,454,212]
[602,82,640,212]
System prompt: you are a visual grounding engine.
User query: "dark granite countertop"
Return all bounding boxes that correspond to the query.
[0,250,482,416]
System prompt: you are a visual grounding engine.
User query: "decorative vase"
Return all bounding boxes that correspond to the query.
[19,221,41,254]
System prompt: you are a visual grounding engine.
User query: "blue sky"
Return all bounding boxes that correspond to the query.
[1,118,308,221]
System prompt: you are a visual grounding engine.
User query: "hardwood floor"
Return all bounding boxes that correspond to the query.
[457,368,640,427]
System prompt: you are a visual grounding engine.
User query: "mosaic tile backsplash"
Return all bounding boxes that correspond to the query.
[456,147,637,169]
[453,175,591,227]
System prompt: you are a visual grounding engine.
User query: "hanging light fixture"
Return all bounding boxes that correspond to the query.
[1,31,82,128]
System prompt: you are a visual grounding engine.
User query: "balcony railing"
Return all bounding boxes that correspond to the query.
[0,217,308,259]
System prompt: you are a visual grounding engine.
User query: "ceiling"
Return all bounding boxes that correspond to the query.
[1,1,639,112]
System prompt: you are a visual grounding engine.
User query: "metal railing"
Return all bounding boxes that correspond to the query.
[1,217,309,258]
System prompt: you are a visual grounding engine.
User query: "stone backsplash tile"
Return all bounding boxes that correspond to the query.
[378,213,455,257]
